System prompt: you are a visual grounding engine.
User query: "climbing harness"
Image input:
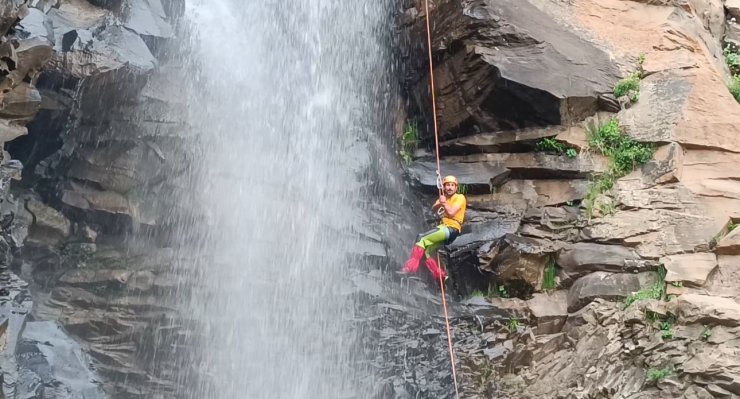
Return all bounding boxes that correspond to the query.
[423,0,460,396]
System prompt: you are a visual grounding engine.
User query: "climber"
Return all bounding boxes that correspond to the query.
[402,175,467,282]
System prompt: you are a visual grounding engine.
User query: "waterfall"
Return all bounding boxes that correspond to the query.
[178,1,395,397]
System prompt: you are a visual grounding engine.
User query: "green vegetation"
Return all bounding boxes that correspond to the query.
[724,45,740,103]
[496,284,510,298]
[535,137,578,158]
[730,75,740,102]
[613,54,646,103]
[660,320,675,340]
[507,318,520,332]
[701,326,712,341]
[614,72,641,102]
[624,265,666,307]
[646,368,672,382]
[584,118,654,218]
[671,281,683,288]
[710,219,739,248]
[542,258,557,290]
[457,183,469,195]
[469,290,484,298]
[725,44,740,75]
[399,121,419,165]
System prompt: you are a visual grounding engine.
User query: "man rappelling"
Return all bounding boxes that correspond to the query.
[402,175,467,281]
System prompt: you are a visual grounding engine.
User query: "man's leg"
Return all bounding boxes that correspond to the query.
[417,226,449,280]
[403,226,447,274]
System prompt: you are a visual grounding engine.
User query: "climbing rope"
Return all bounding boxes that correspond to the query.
[423,0,460,396]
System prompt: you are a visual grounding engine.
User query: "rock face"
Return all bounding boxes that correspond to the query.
[8,0,192,235]
[399,0,620,137]
[0,1,195,398]
[398,0,740,397]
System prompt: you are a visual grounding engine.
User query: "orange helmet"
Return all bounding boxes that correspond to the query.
[442,175,458,186]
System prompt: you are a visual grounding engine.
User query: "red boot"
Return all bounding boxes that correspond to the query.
[402,246,425,273]
[424,257,447,281]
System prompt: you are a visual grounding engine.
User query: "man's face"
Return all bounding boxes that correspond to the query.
[443,182,457,196]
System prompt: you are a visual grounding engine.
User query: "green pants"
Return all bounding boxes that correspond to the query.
[415,225,459,257]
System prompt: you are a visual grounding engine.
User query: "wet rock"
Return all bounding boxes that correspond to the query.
[678,294,740,327]
[0,82,42,121]
[661,253,717,288]
[123,0,174,39]
[58,269,131,286]
[13,8,54,79]
[0,119,27,142]
[0,1,23,36]
[25,198,71,246]
[15,321,105,398]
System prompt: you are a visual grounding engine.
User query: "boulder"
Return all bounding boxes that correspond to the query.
[494,179,590,207]
[567,271,658,313]
[445,152,609,179]
[486,235,563,295]
[557,243,648,277]
[705,255,740,298]
[581,209,721,258]
[614,183,697,211]
[660,253,717,288]
[716,228,740,255]
[26,198,71,246]
[447,210,520,249]
[526,291,568,335]
[0,0,23,36]
[0,82,43,121]
[122,0,174,39]
[11,8,54,84]
[0,119,28,142]
[728,0,740,20]
[402,0,619,138]
[407,160,508,193]
[678,294,740,327]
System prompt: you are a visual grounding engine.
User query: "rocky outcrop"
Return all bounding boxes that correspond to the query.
[0,1,194,397]
[9,0,191,234]
[399,0,740,397]
[399,0,620,137]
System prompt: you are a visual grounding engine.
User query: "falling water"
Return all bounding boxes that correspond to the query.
[178,1,395,397]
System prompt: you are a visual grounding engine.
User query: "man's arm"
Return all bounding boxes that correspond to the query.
[434,196,462,217]
[432,199,443,212]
